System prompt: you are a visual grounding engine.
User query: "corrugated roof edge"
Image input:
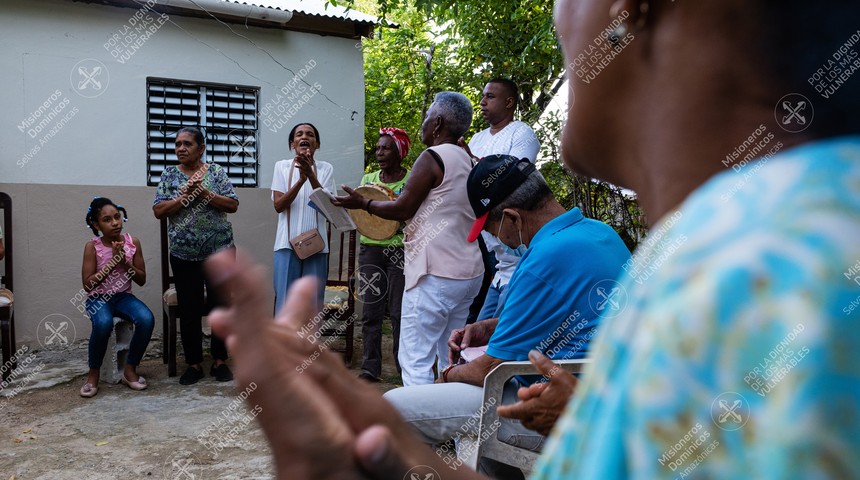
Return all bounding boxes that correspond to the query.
[223,0,394,26]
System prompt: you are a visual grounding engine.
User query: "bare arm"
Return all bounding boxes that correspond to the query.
[332,149,442,222]
[203,191,239,213]
[442,354,505,387]
[152,195,188,219]
[127,236,147,287]
[273,173,307,213]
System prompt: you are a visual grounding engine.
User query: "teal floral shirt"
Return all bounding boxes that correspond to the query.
[534,137,860,479]
[154,163,238,261]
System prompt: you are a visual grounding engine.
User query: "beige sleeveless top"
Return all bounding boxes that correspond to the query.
[403,143,484,290]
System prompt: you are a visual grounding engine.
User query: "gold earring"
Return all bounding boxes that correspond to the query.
[636,1,650,29]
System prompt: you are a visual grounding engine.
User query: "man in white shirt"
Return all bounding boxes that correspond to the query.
[468,78,540,322]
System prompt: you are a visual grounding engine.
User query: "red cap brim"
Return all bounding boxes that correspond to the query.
[467,212,488,243]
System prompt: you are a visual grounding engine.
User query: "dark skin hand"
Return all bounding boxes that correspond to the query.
[496,350,579,436]
[273,127,323,213]
[332,148,443,222]
[457,137,477,160]
[438,354,504,386]
[447,318,498,365]
[153,133,238,219]
[204,250,486,480]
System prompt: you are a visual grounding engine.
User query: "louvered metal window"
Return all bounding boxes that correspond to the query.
[146,78,259,187]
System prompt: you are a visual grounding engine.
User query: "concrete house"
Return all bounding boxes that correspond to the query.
[0,0,376,347]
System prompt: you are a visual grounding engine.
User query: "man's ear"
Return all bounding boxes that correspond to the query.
[503,208,522,228]
[506,96,516,110]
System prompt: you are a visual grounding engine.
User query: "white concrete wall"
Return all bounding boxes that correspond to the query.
[0,0,365,346]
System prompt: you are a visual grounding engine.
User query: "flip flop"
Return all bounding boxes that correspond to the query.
[121,374,147,391]
[79,382,98,398]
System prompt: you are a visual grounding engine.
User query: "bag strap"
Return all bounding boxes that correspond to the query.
[286,159,320,240]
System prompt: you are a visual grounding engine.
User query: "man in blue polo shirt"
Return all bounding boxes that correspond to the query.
[383,154,631,476]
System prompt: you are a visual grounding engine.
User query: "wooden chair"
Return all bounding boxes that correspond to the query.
[473,359,591,474]
[0,192,16,383]
[161,219,357,374]
[317,228,356,366]
[160,218,181,376]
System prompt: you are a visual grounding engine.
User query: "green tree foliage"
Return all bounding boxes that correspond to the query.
[360,4,474,168]
[355,0,564,165]
[347,0,647,246]
[535,110,647,251]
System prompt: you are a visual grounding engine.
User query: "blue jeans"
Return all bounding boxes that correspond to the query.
[85,292,155,369]
[477,283,508,321]
[274,248,328,313]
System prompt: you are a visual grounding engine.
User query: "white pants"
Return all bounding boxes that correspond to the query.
[398,274,482,386]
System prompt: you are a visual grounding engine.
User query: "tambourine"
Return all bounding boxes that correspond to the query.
[349,184,400,240]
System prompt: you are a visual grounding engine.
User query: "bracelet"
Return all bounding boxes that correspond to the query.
[441,364,456,383]
[366,199,373,212]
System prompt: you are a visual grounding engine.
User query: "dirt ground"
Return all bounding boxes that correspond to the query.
[0,324,401,480]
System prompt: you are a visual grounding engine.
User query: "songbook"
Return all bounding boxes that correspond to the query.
[308,188,357,232]
[460,345,489,363]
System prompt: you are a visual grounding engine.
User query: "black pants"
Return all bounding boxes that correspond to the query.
[170,254,227,365]
[359,244,405,378]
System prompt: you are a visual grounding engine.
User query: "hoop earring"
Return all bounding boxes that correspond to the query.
[607,0,649,46]
[636,0,650,29]
[608,24,628,47]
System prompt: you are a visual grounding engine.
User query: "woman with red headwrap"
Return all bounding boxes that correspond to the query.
[356,128,411,382]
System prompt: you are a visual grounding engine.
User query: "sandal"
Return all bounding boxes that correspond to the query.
[121,374,148,391]
[79,383,98,398]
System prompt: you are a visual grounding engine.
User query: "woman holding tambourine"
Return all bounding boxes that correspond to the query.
[271,123,335,311]
[352,128,411,382]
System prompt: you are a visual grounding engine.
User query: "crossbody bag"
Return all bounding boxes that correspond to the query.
[287,159,324,260]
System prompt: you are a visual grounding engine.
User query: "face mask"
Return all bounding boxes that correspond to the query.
[496,215,528,257]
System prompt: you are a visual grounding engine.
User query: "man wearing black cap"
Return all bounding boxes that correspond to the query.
[467,78,541,325]
[384,154,630,472]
